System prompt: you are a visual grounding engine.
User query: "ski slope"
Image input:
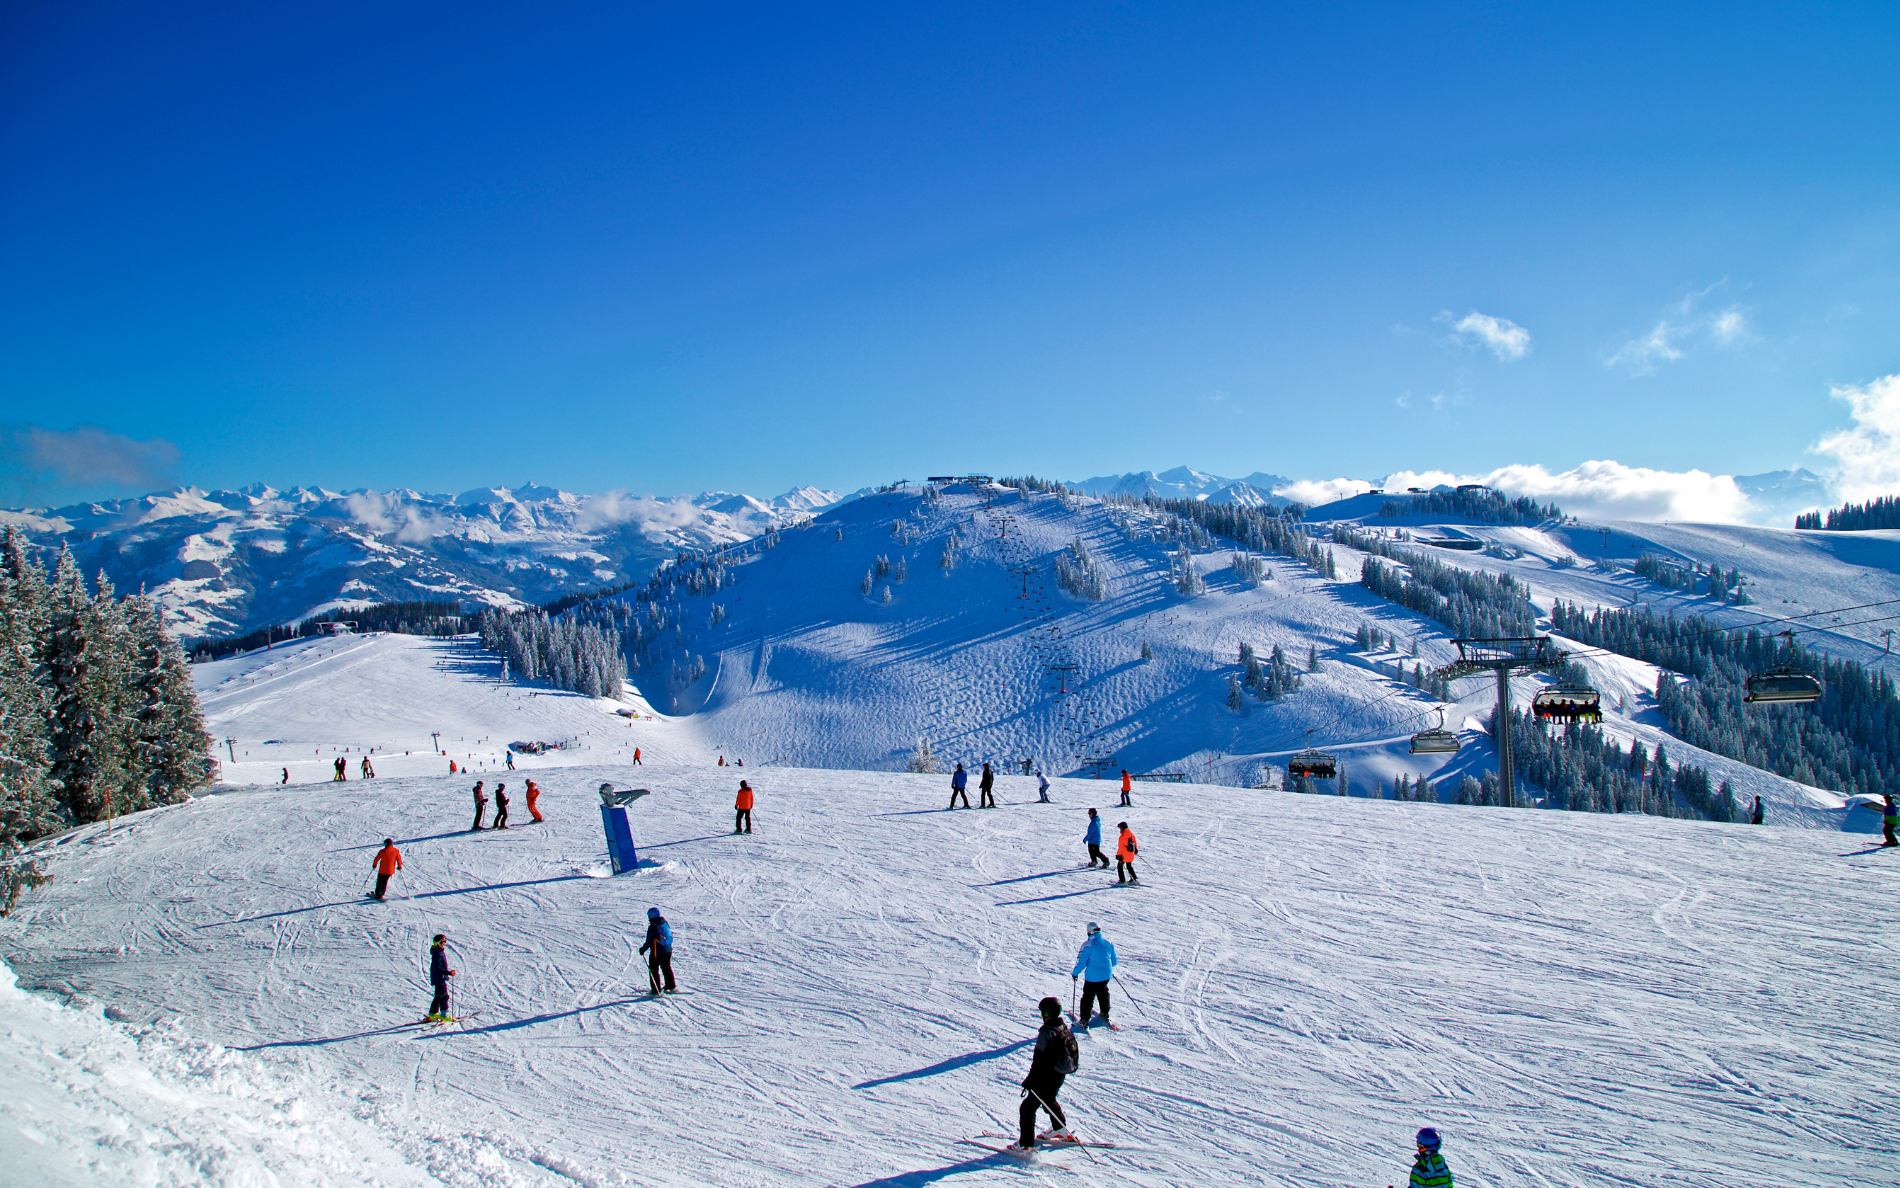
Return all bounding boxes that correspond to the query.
[5,638,1898,1186]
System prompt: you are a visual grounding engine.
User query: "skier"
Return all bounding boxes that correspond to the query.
[1405,1127,1454,1187]
[1083,809,1108,868]
[334,756,347,782]
[1118,769,1132,807]
[493,782,510,830]
[1114,822,1139,884]
[280,767,289,785]
[370,838,403,900]
[361,756,375,779]
[632,747,642,765]
[1037,770,1051,803]
[718,755,726,767]
[734,780,754,833]
[525,779,544,823]
[639,906,677,994]
[1750,796,1764,825]
[1015,996,1079,1150]
[470,780,488,831]
[1071,922,1118,1029]
[1022,758,1033,776]
[505,750,515,771]
[980,762,997,808]
[426,933,456,1022]
[1883,792,1899,847]
[449,759,458,774]
[950,763,970,809]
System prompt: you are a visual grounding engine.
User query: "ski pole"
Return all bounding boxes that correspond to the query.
[1071,975,1079,1019]
[1112,973,1143,1019]
[1026,1085,1098,1164]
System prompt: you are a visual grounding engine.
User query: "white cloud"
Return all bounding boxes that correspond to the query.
[1440,310,1532,361]
[1281,462,1754,521]
[1609,285,1751,373]
[1711,307,1748,345]
[8,425,180,489]
[1606,322,1685,374]
[1273,477,1373,506]
[1813,373,1900,502]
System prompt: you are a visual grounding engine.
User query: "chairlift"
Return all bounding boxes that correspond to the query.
[1409,710,1461,755]
[1745,634,1823,704]
[1531,684,1602,724]
[1287,749,1338,780]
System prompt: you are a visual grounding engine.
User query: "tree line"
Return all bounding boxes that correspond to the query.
[191,600,469,660]
[1796,495,1900,531]
[3,527,212,905]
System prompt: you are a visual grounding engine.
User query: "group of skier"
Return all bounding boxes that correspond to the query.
[469,779,545,830]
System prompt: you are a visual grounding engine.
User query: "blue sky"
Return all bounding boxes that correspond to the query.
[3,2,1898,513]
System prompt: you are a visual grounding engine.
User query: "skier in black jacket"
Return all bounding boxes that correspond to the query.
[979,762,996,808]
[426,933,456,1022]
[1017,996,1079,1149]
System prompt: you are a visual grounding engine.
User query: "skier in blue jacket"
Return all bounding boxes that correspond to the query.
[1083,808,1108,868]
[640,907,676,995]
[950,763,970,809]
[1071,922,1118,1028]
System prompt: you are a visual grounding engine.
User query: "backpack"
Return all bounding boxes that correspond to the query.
[1061,1027,1080,1075]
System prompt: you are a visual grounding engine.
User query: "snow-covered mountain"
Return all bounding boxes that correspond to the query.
[0,483,841,639]
[1068,465,1292,507]
[1734,466,1831,523]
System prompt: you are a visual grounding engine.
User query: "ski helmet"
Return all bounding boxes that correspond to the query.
[1038,996,1062,1017]
[1416,1127,1441,1151]
[384,838,393,847]
[647,907,661,919]
[1086,922,1100,935]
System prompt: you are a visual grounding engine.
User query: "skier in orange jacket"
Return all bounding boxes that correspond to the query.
[370,839,403,900]
[734,780,754,834]
[525,780,544,823]
[1114,822,1139,884]
[1119,769,1133,807]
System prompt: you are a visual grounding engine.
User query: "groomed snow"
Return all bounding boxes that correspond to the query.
[5,671,1896,1185]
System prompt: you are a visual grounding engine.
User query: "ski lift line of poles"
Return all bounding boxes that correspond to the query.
[1553,607,1900,668]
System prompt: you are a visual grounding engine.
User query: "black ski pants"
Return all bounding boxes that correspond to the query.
[735,808,752,833]
[950,789,969,808]
[1119,791,1131,806]
[1117,860,1138,883]
[1019,1075,1066,1146]
[429,982,449,1018]
[493,803,509,829]
[1884,820,1898,846]
[472,803,487,831]
[648,949,676,994]
[1086,844,1108,868]
[373,873,392,900]
[980,786,995,807]
[1078,979,1111,1025]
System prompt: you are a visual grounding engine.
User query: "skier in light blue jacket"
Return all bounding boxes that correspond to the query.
[1071,922,1118,1028]
[1083,808,1108,868]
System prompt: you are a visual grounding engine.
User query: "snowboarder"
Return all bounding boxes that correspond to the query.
[1084,809,1108,868]
[1016,996,1079,1149]
[470,780,488,831]
[280,767,289,785]
[979,762,997,808]
[640,906,676,994]
[1114,822,1139,884]
[426,933,456,1022]
[1405,1126,1454,1187]
[1037,770,1051,803]
[950,763,970,809]
[1883,792,1899,847]
[493,783,510,830]
[525,779,544,823]
[632,747,642,765]
[361,756,375,779]
[1751,796,1764,825]
[734,780,754,833]
[370,838,403,900]
[1071,922,1117,1028]
[505,750,515,771]
[1119,769,1132,807]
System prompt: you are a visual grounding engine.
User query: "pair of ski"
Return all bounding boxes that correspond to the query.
[1068,1013,1122,1032]
[962,1131,1117,1160]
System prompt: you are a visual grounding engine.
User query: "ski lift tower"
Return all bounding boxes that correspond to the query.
[1430,637,1567,808]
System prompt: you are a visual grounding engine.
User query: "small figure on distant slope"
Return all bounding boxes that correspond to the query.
[632,746,642,765]
[1084,809,1108,868]
[526,779,544,823]
[505,750,515,771]
[371,838,402,900]
[493,782,510,830]
[470,780,488,831]
[1037,770,1051,803]
[950,762,970,809]
[1115,821,1139,884]
[735,780,754,834]
[280,767,289,785]
[1119,769,1132,807]
[640,907,677,994]
[1883,792,1899,847]
[1405,1127,1453,1187]
[1071,922,1117,1029]
[980,762,997,808]
[1016,996,1079,1149]
[334,756,348,782]
[1751,796,1764,825]
[361,755,376,779]
[426,933,456,1022]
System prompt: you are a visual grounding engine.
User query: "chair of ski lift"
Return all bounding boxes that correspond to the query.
[1287,749,1338,780]
[1409,710,1461,755]
[1744,668,1823,704]
[1532,684,1602,724]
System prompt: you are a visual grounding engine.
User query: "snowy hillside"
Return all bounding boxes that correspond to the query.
[615,485,1869,831]
[3,632,1895,1186]
[1,483,839,639]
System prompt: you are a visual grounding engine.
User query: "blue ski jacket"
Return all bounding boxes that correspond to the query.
[952,768,967,791]
[1072,934,1118,981]
[640,917,673,955]
[1084,816,1102,845]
